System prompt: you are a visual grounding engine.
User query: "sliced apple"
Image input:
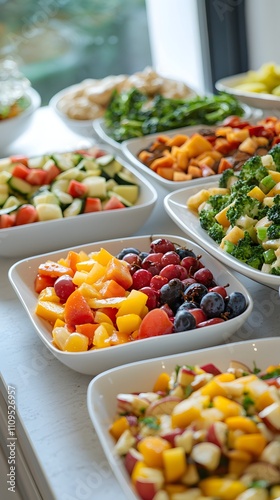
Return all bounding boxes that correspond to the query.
[117,393,150,415]
[243,461,280,485]
[177,366,196,386]
[160,428,185,447]
[207,421,228,448]
[134,467,164,500]
[190,442,221,471]
[228,359,252,376]
[260,440,280,467]
[145,396,182,417]
[113,429,136,455]
[124,448,144,475]
[200,363,222,376]
[259,401,280,432]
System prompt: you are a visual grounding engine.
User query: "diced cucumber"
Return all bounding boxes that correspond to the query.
[52,153,81,171]
[0,170,12,184]
[0,158,12,171]
[56,167,84,181]
[95,154,114,166]
[8,176,33,195]
[81,170,102,178]
[42,158,56,171]
[111,184,139,204]
[36,203,63,221]
[51,179,73,205]
[82,176,107,199]
[63,198,84,217]
[76,158,99,171]
[107,190,133,207]
[2,195,22,210]
[101,160,123,179]
[0,184,9,206]
[114,170,137,185]
[27,155,48,169]
[106,179,118,191]
[33,191,60,206]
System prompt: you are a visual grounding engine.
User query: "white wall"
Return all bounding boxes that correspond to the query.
[245,0,280,69]
[145,0,210,94]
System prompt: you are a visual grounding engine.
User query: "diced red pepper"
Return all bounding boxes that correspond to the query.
[222,116,250,128]
[247,125,265,137]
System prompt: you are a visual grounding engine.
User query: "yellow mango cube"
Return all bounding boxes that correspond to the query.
[234,433,267,457]
[116,289,148,316]
[187,189,211,212]
[200,477,247,500]
[86,262,106,284]
[162,447,187,483]
[213,396,244,418]
[64,332,89,352]
[72,270,88,287]
[35,300,65,323]
[171,400,201,428]
[116,313,142,336]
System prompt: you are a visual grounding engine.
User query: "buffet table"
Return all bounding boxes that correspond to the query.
[0,107,279,500]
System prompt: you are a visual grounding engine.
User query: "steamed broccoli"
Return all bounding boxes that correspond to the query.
[267,224,280,239]
[267,195,280,224]
[207,194,230,213]
[219,169,237,189]
[208,223,225,243]
[226,194,268,227]
[224,232,264,270]
[229,179,254,198]
[239,156,268,185]
[268,143,280,171]
[199,209,217,231]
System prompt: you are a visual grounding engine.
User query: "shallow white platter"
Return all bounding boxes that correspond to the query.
[87,337,280,500]
[216,72,280,111]
[122,125,220,191]
[9,234,253,375]
[0,151,157,258]
[164,182,280,289]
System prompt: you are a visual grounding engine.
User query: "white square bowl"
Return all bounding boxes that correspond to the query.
[87,337,280,500]
[9,234,253,375]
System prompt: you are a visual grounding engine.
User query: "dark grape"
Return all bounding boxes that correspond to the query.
[177,301,197,311]
[173,309,196,332]
[159,278,185,307]
[117,247,140,259]
[150,238,176,254]
[183,282,208,305]
[224,292,247,318]
[139,251,149,261]
[176,247,196,260]
[200,292,225,318]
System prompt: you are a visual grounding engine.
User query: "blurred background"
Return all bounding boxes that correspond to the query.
[0,0,280,105]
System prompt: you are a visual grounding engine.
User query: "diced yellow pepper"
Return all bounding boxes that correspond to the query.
[86,262,106,284]
[35,300,65,323]
[76,259,97,272]
[187,189,211,212]
[247,185,266,202]
[220,226,245,249]
[89,247,114,266]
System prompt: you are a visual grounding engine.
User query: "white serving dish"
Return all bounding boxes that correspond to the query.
[0,87,41,152]
[121,125,218,191]
[87,337,280,500]
[216,72,280,111]
[93,117,123,151]
[164,183,280,289]
[8,234,253,375]
[49,84,97,137]
[0,153,157,258]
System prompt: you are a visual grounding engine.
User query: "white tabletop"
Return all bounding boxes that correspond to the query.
[0,107,279,500]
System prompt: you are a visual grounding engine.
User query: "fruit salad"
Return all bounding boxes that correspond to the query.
[110,360,280,500]
[34,238,248,352]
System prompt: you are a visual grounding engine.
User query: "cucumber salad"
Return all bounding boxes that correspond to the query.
[0,147,140,229]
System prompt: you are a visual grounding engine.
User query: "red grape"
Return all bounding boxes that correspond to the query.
[139,286,159,310]
[132,269,153,289]
[193,268,214,287]
[161,251,181,267]
[150,238,176,254]
[54,275,76,301]
[150,275,168,290]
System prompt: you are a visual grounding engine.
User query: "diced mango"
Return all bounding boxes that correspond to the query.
[109,416,130,440]
[117,289,148,316]
[200,380,227,398]
[200,477,247,499]
[225,416,259,433]
[86,262,107,284]
[153,372,170,393]
[105,257,133,289]
[137,436,171,468]
[187,189,211,212]
[35,300,65,323]
[215,203,234,227]
[171,400,201,428]
[213,396,244,418]
[162,447,187,483]
[234,433,267,457]
[89,247,114,266]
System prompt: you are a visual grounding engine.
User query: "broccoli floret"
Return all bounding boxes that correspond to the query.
[267,195,280,224]
[207,194,230,213]
[229,232,264,269]
[219,169,237,189]
[239,156,268,185]
[271,266,280,275]
[268,143,280,171]
[199,209,216,231]
[208,223,225,243]
[226,194,268,227]
[267,224,280,239]
[229,179,254,198]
